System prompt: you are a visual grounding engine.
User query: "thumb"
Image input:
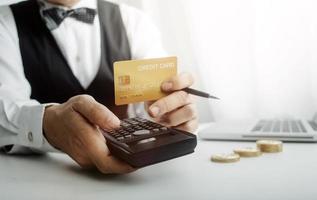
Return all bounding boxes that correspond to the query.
[72,95,120,130]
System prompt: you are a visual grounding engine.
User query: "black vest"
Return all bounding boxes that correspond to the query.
[10,0,131,119]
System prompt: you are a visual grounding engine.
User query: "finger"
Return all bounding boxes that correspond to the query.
[69,109,134,174]
[161,72,194,92]
[64,112,99,169]
[148,91,192,117]
[89,143,135,174]
[175,118,199,133]
[146,101,155,107]
[81,127,135,174]
[71,95,120,130]
[144,101,155,113]
[162,104,197,127]
[68,152,95,170]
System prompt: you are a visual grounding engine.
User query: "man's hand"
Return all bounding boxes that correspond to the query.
[145,72,199,133]
[43,95,135,174]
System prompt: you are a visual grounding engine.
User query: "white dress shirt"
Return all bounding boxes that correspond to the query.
[0,0,167,153]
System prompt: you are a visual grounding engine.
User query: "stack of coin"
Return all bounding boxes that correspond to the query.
[233,147,262,157]
[256,140,283,153]
[210,140,283,163]
[210,153,240,163]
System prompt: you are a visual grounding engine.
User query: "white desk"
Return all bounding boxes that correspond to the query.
[1,139,317,200]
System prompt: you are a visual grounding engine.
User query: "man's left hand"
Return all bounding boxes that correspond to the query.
[145,72,198,133]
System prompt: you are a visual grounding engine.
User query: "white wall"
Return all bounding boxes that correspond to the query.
[136,0,317,121]
[182,0,317,121]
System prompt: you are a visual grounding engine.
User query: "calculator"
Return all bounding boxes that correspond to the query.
[101,117,197,167]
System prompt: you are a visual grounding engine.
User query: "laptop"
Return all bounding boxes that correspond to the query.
[199,114,317,142]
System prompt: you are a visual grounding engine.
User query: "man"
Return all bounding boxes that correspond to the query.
[0,0,198,174]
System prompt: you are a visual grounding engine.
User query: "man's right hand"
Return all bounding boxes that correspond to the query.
[43,95,135,174]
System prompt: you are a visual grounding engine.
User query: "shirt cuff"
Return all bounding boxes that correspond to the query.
[7,103,60,153]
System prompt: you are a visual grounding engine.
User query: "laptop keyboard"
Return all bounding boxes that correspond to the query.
[308,121,317,131]
[251,120,309,133]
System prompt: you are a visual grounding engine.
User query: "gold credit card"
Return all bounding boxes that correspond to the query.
[114,57,177,105]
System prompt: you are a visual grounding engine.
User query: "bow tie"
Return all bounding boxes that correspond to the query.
[42,7,97,30]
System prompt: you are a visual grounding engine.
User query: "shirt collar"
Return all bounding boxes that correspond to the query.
[37,0,97,11]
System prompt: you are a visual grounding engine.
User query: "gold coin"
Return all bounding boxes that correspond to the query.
[233,147,262,157]
[256,140,283,153]
[211,153,240,163]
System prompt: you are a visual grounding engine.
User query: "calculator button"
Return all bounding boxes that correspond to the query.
[117,137,124,141]
[133,130,151,136]
[160,127,168,131]
[153,128,160,132]
[137,137,156,144]
[130,121,138,125]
